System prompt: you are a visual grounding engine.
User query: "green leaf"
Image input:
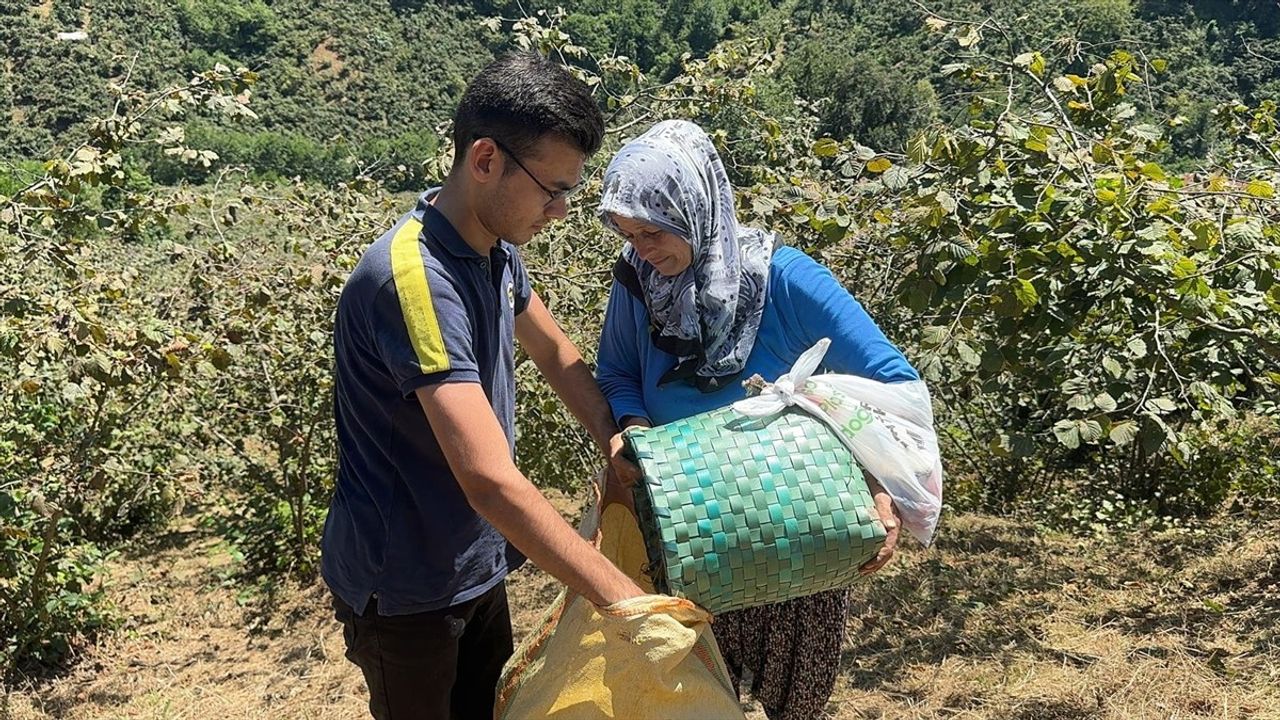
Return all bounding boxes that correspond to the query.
[956,26,981,48]
[1053,76,1076,93]
[209,347,232,371]
[1151,58,1168,73]
[1030,53,1046,78]
[1009,433,1035,458]
[751,196,778,216]
[1171,256,1198,278]
[989,433,1013,458]
[1246,179,1275,199]
[1126,337,1148,359]
[921,325,950,347]
[1067,394,1094,411]
[1102,356,1124,379]
[1013,279,1039,309]
[980,345,1005,374]
[936,190,958,213]
[1078,419,1104,443]
[1061,377,1091,394]
[1137,222,1171,242]
[1109,420,1138,445]
[1226,216,1264,240]
[1145,397,1177,414]
[866,157,893,173]
[902,280,933,311]
[1053,420,1081,449]
[1140,162,1166,182]
[956,340,981,367]
[812,138,840,158]
[907,134,929,164]
[1140,417,1169,454]
[1094,392,1118,413]
[883,165,911,190]
[820,218,846,242]
[1145,195,1177,215]
[988,427,1039,456]
[1131,124,1163,141]
[1189,221,1220,250]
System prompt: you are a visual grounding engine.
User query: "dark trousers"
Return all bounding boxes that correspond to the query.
[331,582,514,720]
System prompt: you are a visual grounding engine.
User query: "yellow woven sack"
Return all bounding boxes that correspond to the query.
[494,502,745,720]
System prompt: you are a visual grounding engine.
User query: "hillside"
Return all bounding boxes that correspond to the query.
[2,0,1278,703]
[3,0,1278,182]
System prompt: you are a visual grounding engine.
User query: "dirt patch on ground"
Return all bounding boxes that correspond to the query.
[308,38,347,80]
[3,524,364,720]
[4,503,1279,719]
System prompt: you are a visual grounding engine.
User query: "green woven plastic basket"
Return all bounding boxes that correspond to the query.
[625,404,886,615]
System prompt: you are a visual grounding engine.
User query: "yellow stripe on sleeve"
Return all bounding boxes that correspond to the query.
[389,218,451,375]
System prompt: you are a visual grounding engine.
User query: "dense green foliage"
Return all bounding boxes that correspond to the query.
[2,65,263,674]
[2,0,1278,683]
[5,0,1278,178]
[775,0,1280,153]
[1,0,489,186]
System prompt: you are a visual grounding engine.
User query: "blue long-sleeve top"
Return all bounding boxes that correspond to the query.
[596,246,919,426]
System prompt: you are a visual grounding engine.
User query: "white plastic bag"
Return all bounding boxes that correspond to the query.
[732,338,944,545]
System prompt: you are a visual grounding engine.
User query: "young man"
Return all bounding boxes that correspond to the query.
[321,52,645,720]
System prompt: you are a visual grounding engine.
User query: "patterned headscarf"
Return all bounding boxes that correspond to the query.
[599,120,778,392]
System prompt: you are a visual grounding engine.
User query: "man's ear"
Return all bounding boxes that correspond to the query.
[467,138,501,184]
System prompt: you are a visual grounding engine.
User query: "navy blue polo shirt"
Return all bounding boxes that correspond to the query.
[321,188,531,616]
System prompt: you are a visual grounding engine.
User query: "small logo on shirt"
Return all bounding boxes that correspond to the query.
[507,281,515,311]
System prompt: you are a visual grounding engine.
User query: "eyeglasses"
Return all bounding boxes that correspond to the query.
[486,137,583,206]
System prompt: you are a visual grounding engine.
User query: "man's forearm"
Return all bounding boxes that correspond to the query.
[515,295,619,451]
[416,383,644,606]
[534,346,619,452]
[465,465,640,606]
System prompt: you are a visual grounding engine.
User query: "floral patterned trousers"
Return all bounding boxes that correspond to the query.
[712,588,851,720]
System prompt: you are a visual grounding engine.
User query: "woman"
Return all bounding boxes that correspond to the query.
[594,120,920,719]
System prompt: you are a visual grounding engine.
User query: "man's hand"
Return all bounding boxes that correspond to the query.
[859,476,901,575]
[601,464,637,513]
[415,383,645,607]
[606,431,642,488]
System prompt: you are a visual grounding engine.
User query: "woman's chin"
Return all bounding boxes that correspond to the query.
[651,258,678,276]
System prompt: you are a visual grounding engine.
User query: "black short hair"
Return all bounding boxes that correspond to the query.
[451,52,605,171]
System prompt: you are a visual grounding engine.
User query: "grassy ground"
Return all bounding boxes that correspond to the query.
[3,492,1278,720]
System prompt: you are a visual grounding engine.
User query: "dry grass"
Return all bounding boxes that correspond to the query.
[4,500,1278,720]
[828,514,1280,719]
[308,39,348,80]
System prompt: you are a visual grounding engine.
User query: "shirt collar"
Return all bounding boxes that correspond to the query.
[417,187,510,263]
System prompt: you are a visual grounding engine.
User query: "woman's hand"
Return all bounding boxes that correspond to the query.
[859,475,901,575]
[602,432,639,513]
[601,418,651,512]
[601,465,637,513]
[605,430,642,489]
